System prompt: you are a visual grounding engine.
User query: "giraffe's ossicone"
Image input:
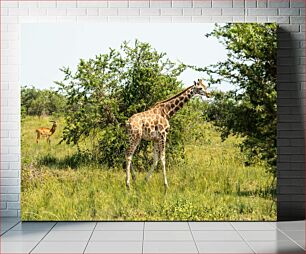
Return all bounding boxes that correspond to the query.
[125,79,210,189]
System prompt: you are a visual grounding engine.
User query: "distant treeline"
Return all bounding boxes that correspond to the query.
[21,86,66,117]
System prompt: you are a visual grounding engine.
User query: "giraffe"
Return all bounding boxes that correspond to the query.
[125,79,210,189]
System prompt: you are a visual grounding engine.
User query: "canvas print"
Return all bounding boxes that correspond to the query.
[21,23,277,221]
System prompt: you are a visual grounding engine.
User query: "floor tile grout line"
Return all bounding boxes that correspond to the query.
[268,221,277,229]
[142,222,145,254]
[86,240,200,242]
[229,222,256,254]
[228,221,237,231]
[29,222,57,254]
[274,229,305,231]
[276,227,306,251]
[94,229,146,231]
[188,222,200,254]
[0,220,21,236]
[83,222,97,254]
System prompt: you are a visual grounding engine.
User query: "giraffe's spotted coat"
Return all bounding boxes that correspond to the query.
[125,79,210,189]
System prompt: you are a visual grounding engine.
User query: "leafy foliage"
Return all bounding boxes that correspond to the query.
[56,40,187,167]
[180,99,211,146]
[21,86,66,117]
[194,23,277,174]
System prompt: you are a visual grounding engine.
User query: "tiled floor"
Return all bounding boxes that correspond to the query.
[0,218,304,253]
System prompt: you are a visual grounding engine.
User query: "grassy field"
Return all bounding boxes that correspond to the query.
[21,116,276,221]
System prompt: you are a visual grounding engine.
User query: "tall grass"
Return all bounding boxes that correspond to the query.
[21,116,276,221]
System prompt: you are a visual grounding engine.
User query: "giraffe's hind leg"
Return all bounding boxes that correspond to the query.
[130,163,136,181]
[126,135,141,189]
[159,136,168,189]
[145,142,159,182]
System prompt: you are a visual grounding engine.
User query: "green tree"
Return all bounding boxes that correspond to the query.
[195,23,277,174]
[56,40,187,168]
[21,86,39,117]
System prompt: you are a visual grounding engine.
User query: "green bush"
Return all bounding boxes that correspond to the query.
[56,40,191,168]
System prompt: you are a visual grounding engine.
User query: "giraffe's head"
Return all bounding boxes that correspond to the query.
[193,79,211,98]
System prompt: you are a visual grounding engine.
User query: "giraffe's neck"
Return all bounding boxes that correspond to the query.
[158,86,194,119]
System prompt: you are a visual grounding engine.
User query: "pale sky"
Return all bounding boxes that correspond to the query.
[21,23,232,91]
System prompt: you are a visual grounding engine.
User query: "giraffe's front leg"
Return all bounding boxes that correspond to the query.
[159,137,168,189]
[145,142,159,182]
[126,155,132,189]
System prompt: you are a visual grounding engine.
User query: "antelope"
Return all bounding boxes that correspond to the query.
[36,121,57,144]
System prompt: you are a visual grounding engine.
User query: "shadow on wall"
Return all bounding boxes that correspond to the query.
[276,27,305,221]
